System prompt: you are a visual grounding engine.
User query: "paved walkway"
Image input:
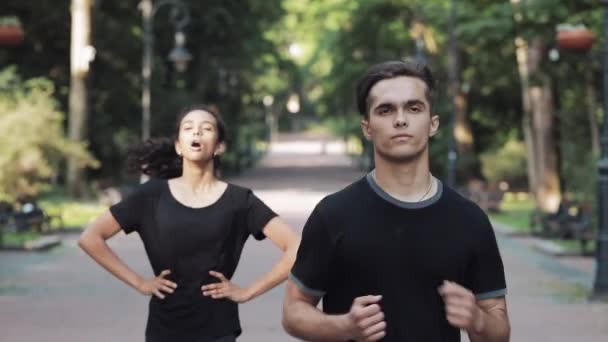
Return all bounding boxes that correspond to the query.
[0,133,607,341]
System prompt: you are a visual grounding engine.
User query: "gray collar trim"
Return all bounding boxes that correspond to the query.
[366,170,443,209]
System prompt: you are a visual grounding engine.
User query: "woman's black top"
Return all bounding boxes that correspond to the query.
[110,179,277,341]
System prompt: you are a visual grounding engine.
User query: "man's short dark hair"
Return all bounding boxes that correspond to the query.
[356,60,436,117]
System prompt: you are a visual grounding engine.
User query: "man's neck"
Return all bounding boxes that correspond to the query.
[373,153,435,202]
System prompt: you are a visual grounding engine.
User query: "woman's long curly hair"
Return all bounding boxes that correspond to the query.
[127,105,227,179]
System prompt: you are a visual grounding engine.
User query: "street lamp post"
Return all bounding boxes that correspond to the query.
[140,0,192,141]
[446,0,458,188]
[592,0,608,301]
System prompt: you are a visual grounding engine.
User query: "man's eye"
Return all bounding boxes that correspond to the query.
[410,106,421,113]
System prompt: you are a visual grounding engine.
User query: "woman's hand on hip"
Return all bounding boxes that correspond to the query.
[202,270,252,303]
[136,269,177,299]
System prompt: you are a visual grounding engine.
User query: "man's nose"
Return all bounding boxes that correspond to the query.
[394,110,408,127]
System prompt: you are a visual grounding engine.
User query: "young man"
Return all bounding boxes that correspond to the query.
[282,60,510,342]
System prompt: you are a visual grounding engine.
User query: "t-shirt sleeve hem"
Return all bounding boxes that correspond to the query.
[475,288,507,300]
[252,212,278,240]
[289,272,325,298]
[108,205,136,234]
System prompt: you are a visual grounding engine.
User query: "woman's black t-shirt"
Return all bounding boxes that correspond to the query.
[109,178,277,341]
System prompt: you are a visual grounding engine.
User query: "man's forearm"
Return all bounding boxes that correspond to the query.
[283,300,350,341]
[468,307,510,342]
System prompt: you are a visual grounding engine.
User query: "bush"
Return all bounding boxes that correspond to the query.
[480,139,528,188]
[0,66,98,202]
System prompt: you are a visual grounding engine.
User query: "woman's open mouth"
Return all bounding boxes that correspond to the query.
[190,141,202,151]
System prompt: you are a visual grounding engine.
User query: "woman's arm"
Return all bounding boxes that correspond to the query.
[79,210,177,299]
[202,217,300,302]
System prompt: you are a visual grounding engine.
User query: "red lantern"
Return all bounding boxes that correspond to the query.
[0,25,24,46]
[557,28,595,52]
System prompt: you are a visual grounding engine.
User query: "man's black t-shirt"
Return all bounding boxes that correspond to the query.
[110,179,277,341]
[291,174,507,341]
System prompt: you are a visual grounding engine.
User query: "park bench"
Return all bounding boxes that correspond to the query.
[0,200,63,234]
[529,200,594,254]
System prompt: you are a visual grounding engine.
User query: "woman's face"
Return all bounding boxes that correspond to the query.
[175,110,224,163]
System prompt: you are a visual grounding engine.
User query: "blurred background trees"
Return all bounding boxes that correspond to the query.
[0,0,601,212]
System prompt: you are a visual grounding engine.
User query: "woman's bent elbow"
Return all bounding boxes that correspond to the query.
[77,232,90,251]
[78,230,98,252]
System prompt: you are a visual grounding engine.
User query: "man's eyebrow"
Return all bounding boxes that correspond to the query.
[374,99,426,109]
[374,102,395,109]
[404,99,426,107]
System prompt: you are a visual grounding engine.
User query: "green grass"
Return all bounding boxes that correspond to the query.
[553,239,596,255]
[36,187,106,229]
[490,194,597,255]
[1,231,40,245]
[0,187,105,246]
[39,199,105,229]
[489,194,535,233]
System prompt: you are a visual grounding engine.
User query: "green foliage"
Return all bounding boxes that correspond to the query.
[0,67,98,201]
[0,0,603,197]
[2,231,40,246]
[0,15,21,26]
[39,188,105,228]
[489,195,535,233]
[2,0,288,182]
[480,139,528,187]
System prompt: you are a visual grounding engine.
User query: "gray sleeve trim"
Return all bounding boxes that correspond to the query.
[289,272,325,298]
[475,288,507,300]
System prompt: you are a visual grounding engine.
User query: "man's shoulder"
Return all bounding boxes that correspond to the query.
[441,184,490,223]
[317,177,368,211]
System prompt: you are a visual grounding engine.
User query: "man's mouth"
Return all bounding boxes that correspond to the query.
[391,134,413,139]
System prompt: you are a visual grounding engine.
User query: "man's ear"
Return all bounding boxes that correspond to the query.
[429,114,440,137]
[361,117,372,141]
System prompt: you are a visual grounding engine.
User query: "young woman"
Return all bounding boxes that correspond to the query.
[79,105,300,342]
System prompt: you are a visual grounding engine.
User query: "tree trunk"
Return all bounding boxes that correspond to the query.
[67,0,93,197]
[530,75,561,212]
[524,37,561,212]
[514,36,538,196]
[453,91,474,154]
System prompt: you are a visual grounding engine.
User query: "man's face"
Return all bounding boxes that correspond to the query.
[361,76,439,163]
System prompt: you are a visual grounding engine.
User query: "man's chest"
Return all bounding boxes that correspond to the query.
[334,217,474,285]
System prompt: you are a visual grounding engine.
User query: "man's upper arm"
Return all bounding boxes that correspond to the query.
[285,278,322,308]
[466,211,507,299]
[290,201,335,297]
